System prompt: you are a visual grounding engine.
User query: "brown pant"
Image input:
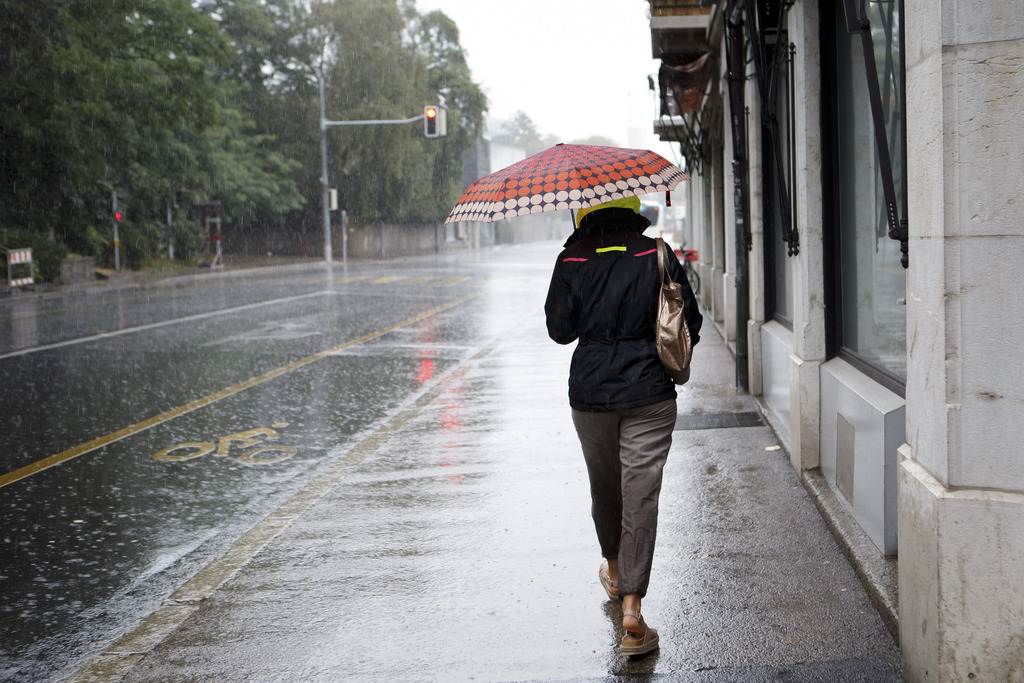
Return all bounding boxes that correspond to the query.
[571,399,676,598]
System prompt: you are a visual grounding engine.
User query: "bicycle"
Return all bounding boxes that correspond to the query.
[679,247,701,295]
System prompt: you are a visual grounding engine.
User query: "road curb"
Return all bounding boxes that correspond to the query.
[801,468,900,642]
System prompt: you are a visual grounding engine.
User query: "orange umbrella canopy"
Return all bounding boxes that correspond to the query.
[445,143,688,224]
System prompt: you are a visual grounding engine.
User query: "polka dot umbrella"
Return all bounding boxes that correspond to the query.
[444,143,688,224]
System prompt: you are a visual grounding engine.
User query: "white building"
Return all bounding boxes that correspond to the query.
[646,1,1024,680]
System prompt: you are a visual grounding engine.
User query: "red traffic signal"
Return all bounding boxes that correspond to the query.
[114,211,123,222]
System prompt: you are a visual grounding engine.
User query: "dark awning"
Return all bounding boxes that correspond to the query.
[659,52,715,115]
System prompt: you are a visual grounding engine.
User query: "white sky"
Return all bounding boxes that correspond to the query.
[415,0,681,165]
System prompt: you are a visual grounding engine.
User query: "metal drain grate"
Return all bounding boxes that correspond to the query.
[675,411,764,431]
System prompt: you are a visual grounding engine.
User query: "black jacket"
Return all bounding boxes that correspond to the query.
[544,207,703,412]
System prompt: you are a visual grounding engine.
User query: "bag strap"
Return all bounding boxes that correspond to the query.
[655,237,669,286]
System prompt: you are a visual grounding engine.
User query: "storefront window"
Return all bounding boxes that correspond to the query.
[764,36,794,326]
[771,204,793,324]
[833,4,906,383]
[768,52,793,326]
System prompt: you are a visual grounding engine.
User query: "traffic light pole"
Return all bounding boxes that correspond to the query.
[112,192,120,272]
[318,75,334,265]
[318,71,436,266]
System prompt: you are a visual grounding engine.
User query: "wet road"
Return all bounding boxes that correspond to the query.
[0,247,536,680]
[2,242,902,682]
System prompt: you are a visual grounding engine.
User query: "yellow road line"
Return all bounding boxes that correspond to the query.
[433,276,469,287]
[368,276,407,284]
[0,294,479,489]
[401,275,436,286]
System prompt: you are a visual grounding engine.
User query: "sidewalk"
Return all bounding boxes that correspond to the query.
[71,291,902,681]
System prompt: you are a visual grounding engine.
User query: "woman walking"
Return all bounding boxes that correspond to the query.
[544,196,702,656]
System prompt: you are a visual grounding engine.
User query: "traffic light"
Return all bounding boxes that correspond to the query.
[424,105,447,138]
[424,106,438,137]
[114,210,123,222]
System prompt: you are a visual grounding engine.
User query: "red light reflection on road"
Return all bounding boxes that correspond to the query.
[439,381,464,484]
[412,316,465,484]
[414,317,438,384]
[417,358,435,383]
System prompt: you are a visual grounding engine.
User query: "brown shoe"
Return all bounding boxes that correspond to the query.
[619,610,659,656]
[599,560,620,601]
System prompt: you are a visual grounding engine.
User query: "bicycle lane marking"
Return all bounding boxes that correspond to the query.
[0,293,480,489]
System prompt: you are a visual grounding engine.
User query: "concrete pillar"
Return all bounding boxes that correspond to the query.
[712,115,729,332]
[899,2,1024,679]
[787,0,824,472]
[740,73,762,355]
[718,50,735,327]
[717,68,754,351]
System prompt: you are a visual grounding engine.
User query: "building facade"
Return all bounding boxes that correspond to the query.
[647,1,1024,680]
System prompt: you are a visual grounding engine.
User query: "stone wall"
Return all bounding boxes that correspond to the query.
[226,222,446,260]
[899,1,1024,679]
[221,215,564,262]
[61,257,95,284]
[341,223,445,260]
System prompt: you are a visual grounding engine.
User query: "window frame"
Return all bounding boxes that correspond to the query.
[819,0,907,399]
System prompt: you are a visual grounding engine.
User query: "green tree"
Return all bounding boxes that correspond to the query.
[253,0,487,227]
[1,0,488,272]
[203,0,315,233]
[0,1,80,240]
[570,135,621,147]
[411,9,487,218]
[1,0,308,268]
[0,0,231,265]
[499,111,559,155]
[57,0,233,265]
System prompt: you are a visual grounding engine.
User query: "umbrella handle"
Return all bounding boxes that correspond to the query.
[570,208,576,229]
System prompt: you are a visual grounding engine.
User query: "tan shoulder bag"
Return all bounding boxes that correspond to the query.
[655,237,693,385]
